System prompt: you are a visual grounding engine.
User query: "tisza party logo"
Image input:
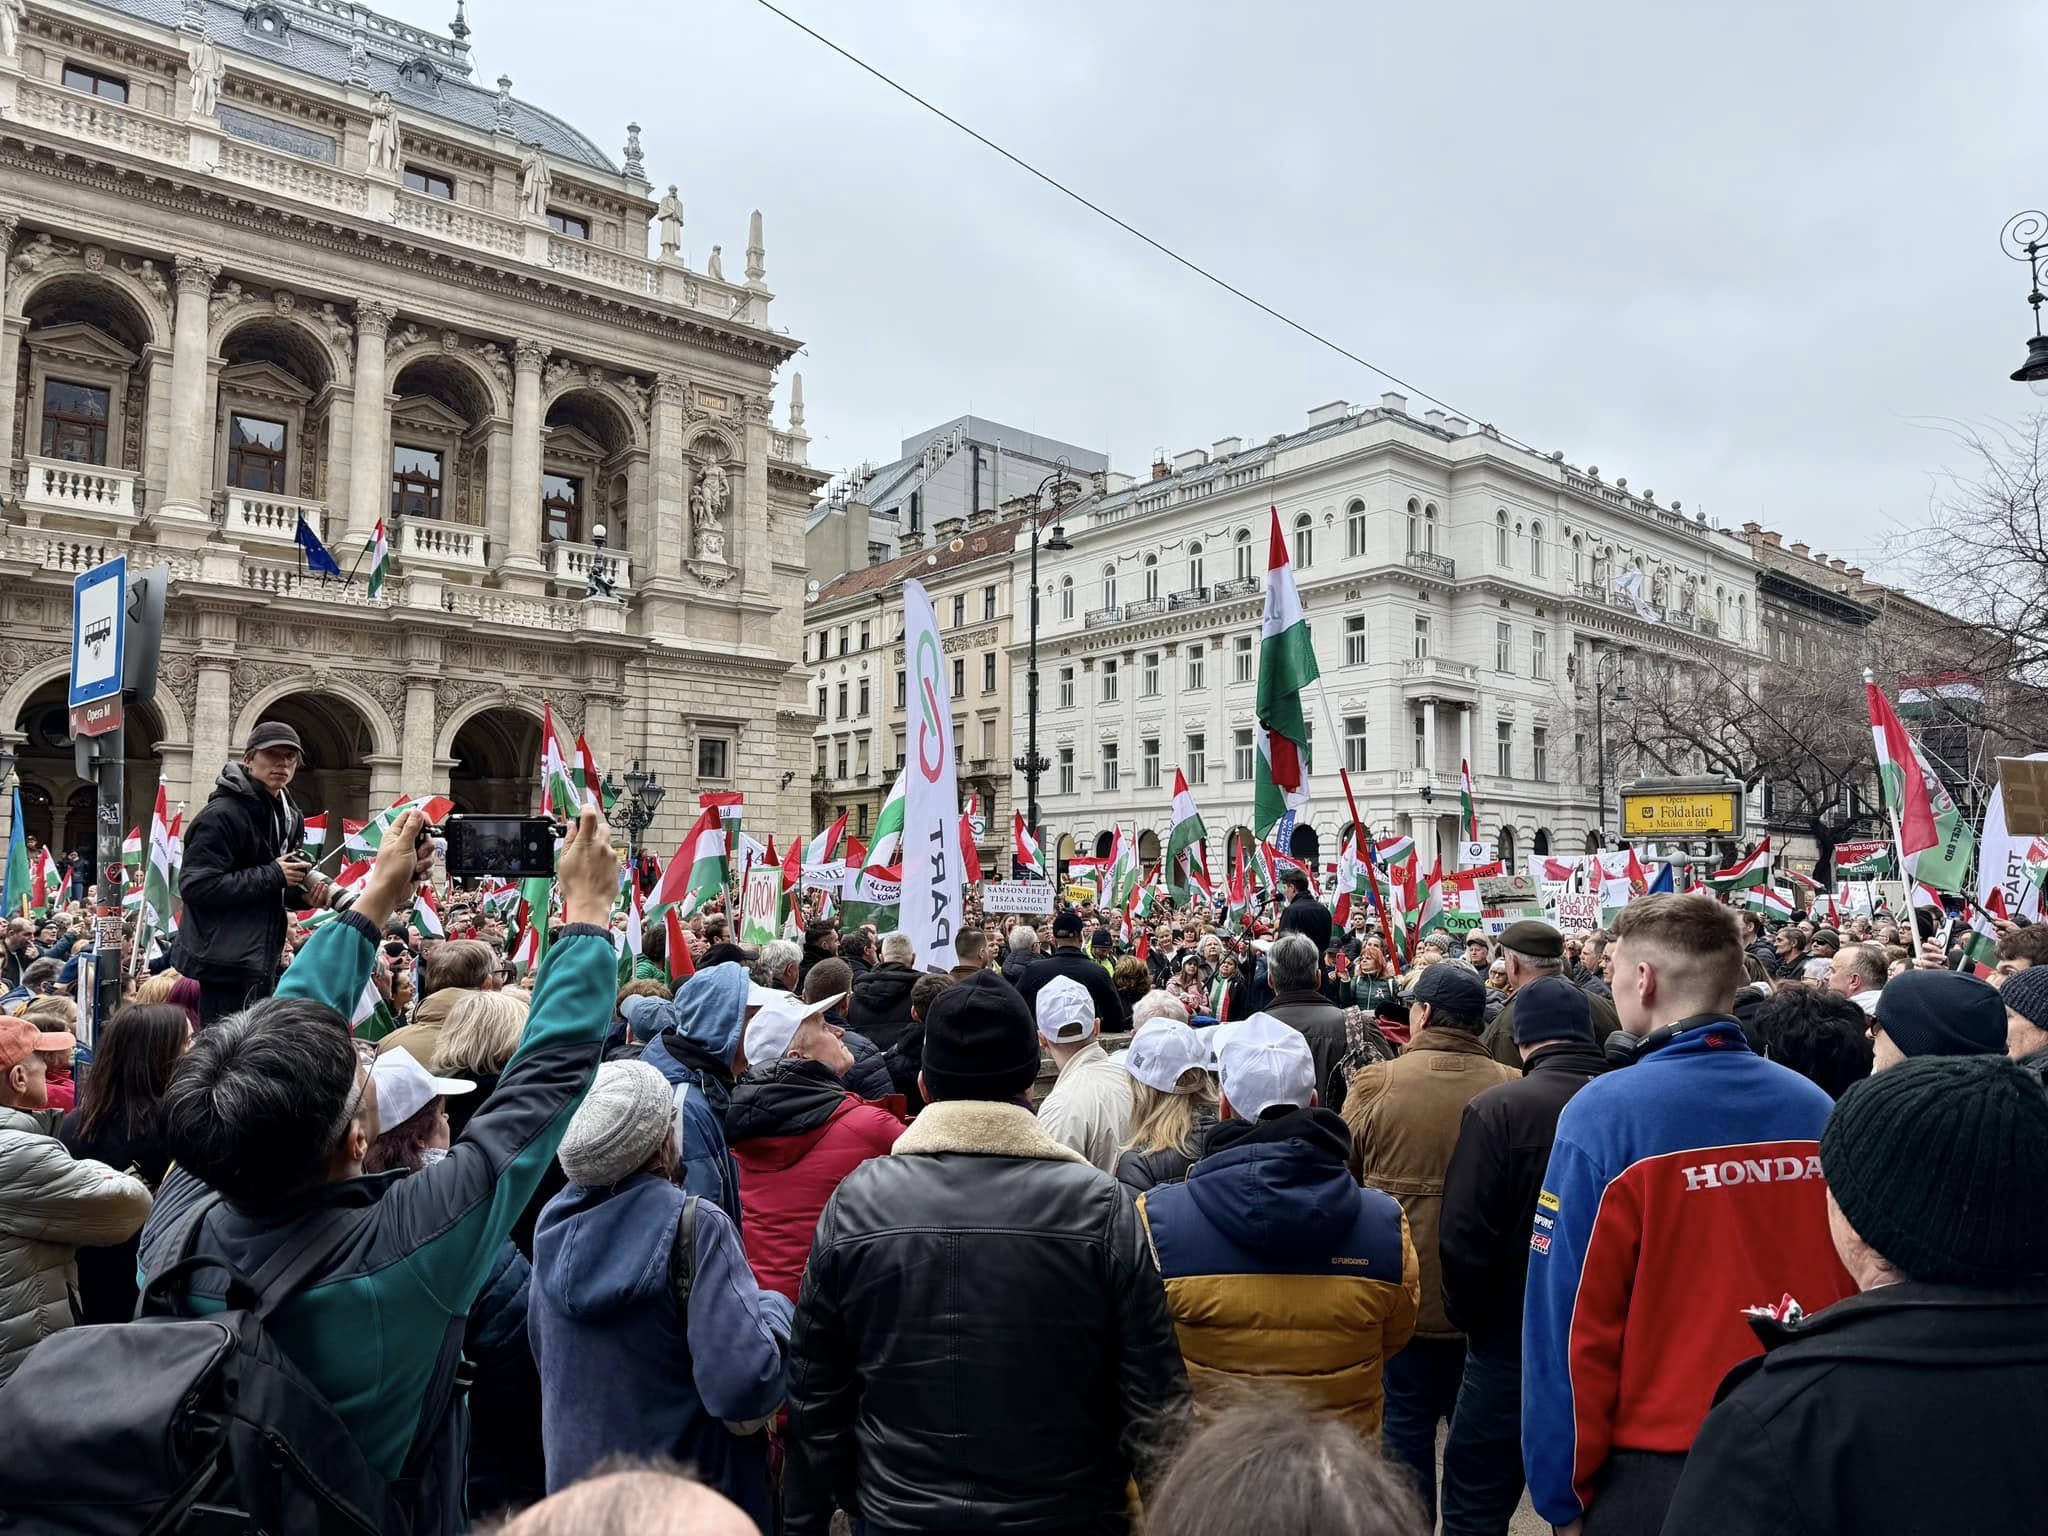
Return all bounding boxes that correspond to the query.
[913,629,947,781]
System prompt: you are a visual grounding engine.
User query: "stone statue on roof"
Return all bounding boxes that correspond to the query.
[519,142,551,219]
[705,244,724,281]
[188,33,225,117]
[657,186,683,261]
[367,93,402,177]
[0,0,28,62]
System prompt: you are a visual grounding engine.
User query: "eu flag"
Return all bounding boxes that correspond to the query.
[296,514,343,578]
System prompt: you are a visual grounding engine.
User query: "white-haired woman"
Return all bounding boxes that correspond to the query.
[1114,1018,1220,1193]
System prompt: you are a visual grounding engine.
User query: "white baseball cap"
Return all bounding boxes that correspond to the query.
[1125,1018,1212,1093]
[746,981,790,1011]
[370,1046,474,1131]
[742,991,843,1065]
[1035,975,1097,1044]
[1215,1012,1316,1118]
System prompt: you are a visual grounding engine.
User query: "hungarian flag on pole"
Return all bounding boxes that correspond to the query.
[1868,674,1974,892]
[1333,827,1369,928]
[135,785,180,962]
[1710,837,1773,892]
[1961,889,2009,976]
[1107,826,1142,911]
[508,921,540,980]
[122,825,143,879]
[2,792,27,919]
[1225,838,1253,933]
[1744,884,1796,919]
[958,813,983,884]
[301,813,328,854]
[617,876,644,988]
[1253,506,1318,837]
[805,813,847,872]
[665,906,695,985]
[366,519,390,600]
[346,796,453,857]
[781,835,802,896]
[410,885,446,941]
[1166,769,1208,900]
[1414,858,1449,950]
[1013,811,1046,880]
[653,805,727,919]
[539,702,579,818]
[1458,760,1480,842]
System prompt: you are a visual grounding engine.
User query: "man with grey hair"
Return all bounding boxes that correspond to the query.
[1001,924,1040,986]
[754,939,802,995]
[1483,920,1622,1066]
[1262,931,1353,1111]
[1133,990,1190,1027]
[848,931,919,1054]
[1829,941,1888,1015]
[879,932,916,966]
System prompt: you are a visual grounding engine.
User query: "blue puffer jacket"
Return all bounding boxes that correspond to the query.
[637,963,750,1227]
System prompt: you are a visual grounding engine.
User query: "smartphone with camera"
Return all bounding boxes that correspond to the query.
[441,815,559,880]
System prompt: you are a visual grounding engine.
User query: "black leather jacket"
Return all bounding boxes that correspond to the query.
[783,1100,1190,1535]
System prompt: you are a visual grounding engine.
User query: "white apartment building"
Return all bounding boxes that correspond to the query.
[1015,394,1767,877]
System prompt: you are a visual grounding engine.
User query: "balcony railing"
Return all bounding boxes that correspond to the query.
[13,78,191,161]
[439,585,580,631]
[1404,550,1456,579]
[549,540,632,595]
[393,190,523,255]
[1167,586,1210,610]
[398,519,488,571]
[1211,575,1258,601]
[1085,605,1122,626]
[547,236,659,298]
[1123,596,1166,620]
[0,528,198,579]
[1402,657,1480,686]
[226,492,325,545]
[19,459,139,525]
[241,557,390,606]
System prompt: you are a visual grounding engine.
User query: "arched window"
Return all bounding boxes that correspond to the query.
[1187,541,1204,591]
[1496,509,1510,566]
[1101,564,1118,611]
[1571,534,1584,585]
[1529,521,1544,577]
[1292,512,1314,569]
[1715,584,1726,624]
[1058,575,1073,621]
[1424,504,1439,554]
[1405,497,1420,554]
[1142,552,1159,602]
[1499,825,1517,869]
[1234,528,1253,582]
[1737,592,1748,641]
[1346,499,1368,558]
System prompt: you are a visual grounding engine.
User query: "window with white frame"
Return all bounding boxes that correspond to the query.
[1102,742,1120,792]
[1234,634,1254,682]
[1530,521,1545,577]
[1346,499,1368,558]
[857,678,870,715]
[982,652,997,693]
[1101,565,1118,611]
[697,735,730,780]
[1414,615,1431,659]
[858,619,871,650]
[1058,746,1074,795]
[1059,577,1074,621]
[1234,529,1253,582]
[893,729,905,769]
[1142,651,1160,697]
[1233,728,1254,781]
[1344,614,1366,667]
[1424,504,1438,553]
[1187,643,1205,689]
[951,595,965,628]
[983,584,997,620]
[1412,712,1426,769]
[815,740,826,775]
[1532,629,1548,679]
[1187,542,1204,590]
[1344,715,1369,773]
[1186,733,1206,783]
[837,682,849,719]
[951,657,964,697]
[1141,737,1160,789]
[1496,719,1513,777]
[1496,621,1512,673]
[894,669,906,709]
[835,741,849,779]
[1102,658,1119,701]
[1293,513,1314,569]
[1497,510,1510,566]
[1533,726,1550,780]
[1406,498,1420,553]
[1058,666,1074,708]
[1143,554,1159,602]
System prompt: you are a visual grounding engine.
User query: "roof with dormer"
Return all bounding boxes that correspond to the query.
[84,0,618,172]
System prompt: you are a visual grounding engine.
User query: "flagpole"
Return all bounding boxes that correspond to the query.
[1310,677,1400,964]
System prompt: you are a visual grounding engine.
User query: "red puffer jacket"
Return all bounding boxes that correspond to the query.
[726,1057,905,1300]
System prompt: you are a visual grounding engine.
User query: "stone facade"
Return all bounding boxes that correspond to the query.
[0,0,826,853]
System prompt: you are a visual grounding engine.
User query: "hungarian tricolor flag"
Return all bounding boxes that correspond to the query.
[1165,769,1208,900]
[806,813,847,873]
[781,834,802,896]
[1868,677,1974,893]
[301,813,328,854]
[1013,811,1046,880]
[1375,834,1416,870]
[410,885,445,941]
[1333,828,1370,928]
[1414,858,1449,949]
[959,812,983,885]
[134,784,181,963]
[1458,759,1480,841]
[1744,884,1796,919]
[1710,838,1773,892]
[1253,506,1318,836]
[1224,838,1253,933]
[654,805,728,919]
[1106,826,1142,911]
[1961,889,2009,976]
[539,702,580,818]
[366,519,390,600]
[122,825,143,880]
[346,796,452,856]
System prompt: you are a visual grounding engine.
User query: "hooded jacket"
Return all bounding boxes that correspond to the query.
[846,963,919,1052]
[726,1057,903,1301]
[637,962,750,1225]
[170,763,305,980]
[1663,1281,2048,1536]
[0,1106,153,1386]
[528,1173,793,1526]
[1136,1108,1418,1439]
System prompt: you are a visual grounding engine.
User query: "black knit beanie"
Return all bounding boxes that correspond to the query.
[921,971,1041,1102]
[1823,1055,2048,1283]
[1872,970,2006,1060]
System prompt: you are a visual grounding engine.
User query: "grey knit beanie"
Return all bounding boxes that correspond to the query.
[557,1060,674,1187]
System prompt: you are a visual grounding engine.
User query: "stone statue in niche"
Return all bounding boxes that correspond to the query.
[188,33,225,117]
[519,142,551,219]
[0,0,28,62]
[691,456,730,564]
[367,92,402,176]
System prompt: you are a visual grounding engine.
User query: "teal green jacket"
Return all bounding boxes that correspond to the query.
[138,910,616,1480]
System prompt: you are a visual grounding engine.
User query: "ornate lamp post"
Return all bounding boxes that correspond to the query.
[1011,459,1073,868]
[2002,211,2048,394]
[603,758,665,878]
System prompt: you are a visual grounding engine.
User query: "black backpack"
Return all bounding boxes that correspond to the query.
[0,1199,458,1535]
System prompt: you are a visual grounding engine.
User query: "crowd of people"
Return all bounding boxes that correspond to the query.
[2,727,2047,1534]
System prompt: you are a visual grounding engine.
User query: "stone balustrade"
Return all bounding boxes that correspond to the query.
[19,458,139,525]
[548,540,631,595]
[226,492,325,545]
[398,518,488,571]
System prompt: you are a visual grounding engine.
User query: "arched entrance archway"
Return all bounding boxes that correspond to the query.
[255,694,376,838]
[1498,825,1518,870]
[1054,832,1076,880]
[1137,829,1160,869]
[1288,822,1320,867]
[449,708,544,815]
[1092,829,1114,859]
[1533,827,1552,856]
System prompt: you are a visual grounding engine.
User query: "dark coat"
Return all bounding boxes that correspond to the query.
[1263,988,1356,1114]
[846,963,919,1052]
[1278,891,1333,954]
[170,764,304,981]
[1438,1040,1607,1355]
[1113,1116,1216,1194]
[999,948,1038,987]
[1016,946,1131,1032]
[463,1240,546,1513]
[783,1099,1190,1535]
[1663,1281,2048,1536]
[1482,986,1622,1067]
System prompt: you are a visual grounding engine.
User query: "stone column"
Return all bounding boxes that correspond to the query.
[0,216,19,475]
[193,659,234,779]
[1458,704,1473,776]
[401,679,437,794]
[323,388,354,542]
[344,300,394,547]
[1423,698,1438,781]
[502,340,547,591]
[637,373,690,637]
[483,420,511,563]
[739,393,771,599]
[156,255,221,537]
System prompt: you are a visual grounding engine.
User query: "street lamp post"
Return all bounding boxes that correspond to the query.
[1592,652,1630,847]
[2002,211,2048,394]
[602,759,665,883]
[1011,459,1073,868]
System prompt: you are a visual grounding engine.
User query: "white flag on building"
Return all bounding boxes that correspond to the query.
[898,578,965,970]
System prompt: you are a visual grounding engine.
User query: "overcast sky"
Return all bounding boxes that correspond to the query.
[458,0,2043,578]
